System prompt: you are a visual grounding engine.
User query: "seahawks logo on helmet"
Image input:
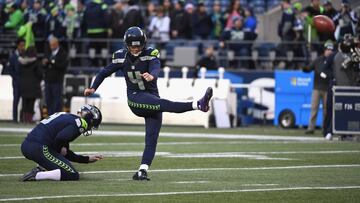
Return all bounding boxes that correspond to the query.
[77,105,102,136]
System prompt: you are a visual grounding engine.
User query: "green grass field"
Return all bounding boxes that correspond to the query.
[0,122,359,202]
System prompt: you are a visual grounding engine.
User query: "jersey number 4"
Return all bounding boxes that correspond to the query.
[128,71,145,90]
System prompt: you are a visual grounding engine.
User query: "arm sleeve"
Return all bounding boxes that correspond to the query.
[149,58,161,80]
[65,148,89,163]
[90,62,120,90]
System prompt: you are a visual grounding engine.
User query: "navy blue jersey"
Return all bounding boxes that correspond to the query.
[91,47,161,94]
[25,112,87,151]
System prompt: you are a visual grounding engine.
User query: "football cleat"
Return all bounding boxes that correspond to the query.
[197,87,213,112]
[21,167,43,181]
[325,133,333,141]
[132,169,150,181]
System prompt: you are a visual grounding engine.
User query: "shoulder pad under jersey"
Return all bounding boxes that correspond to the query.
[112,49,126,64]
[139,47,160,61]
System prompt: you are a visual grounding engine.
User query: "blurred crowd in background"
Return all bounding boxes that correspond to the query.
[0,0,359,70]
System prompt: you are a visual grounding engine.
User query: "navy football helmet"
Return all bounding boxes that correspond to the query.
[124,26,147,56]
[77,105,102,136]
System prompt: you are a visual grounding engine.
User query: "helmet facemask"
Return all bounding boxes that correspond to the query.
[77,105,102,136]
[124,27,147,57]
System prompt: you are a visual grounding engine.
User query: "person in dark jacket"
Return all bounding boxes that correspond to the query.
[303,41,333,134]
[24,0,47,53]
[19,47,43,123]
[323,1,338,19]
[193,2,213,40]
[3,39,26,122]
[194,46,218,78]
[332,0,358,41]
[107,0,125,52]
[277,0,296,61]
[44,6,66,41]
[42,37,68,116]
[108,0,125,39]
[82,0,109,67]
[170,0,192,39]
[122,0,144,33]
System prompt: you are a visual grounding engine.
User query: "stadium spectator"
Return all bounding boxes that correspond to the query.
[107,0,125,52]
[210,0,225,39]
[108,0,125,39]
[161,0,173,17]
[19,0,28,13]
[82,0,109,67]
[148,6,170,44]
[42,37,68,116]
[23,0,47,53]
[20,105,103,181]
[293,2,307,69]
[323,1,338,20]
[170,0,192,39]
[60,0,72,10]
[194,45,218,78]
[243,7,257,33]
[144,2,156,30]
[76,0,86,38]
[321,1,338,42]
[122,0,144,31]
[220,17,257,69]
[4,2,24,31]
[2,38,25,123]
[193,2,213,40]
[224,0,243,30]
[148,5,170,66]
[277,0,296,65]
[83,27,213,181]
[184,3,196,39]
[333,0,358,41]
[44,6,66,42]
[303,0,326,53]
[63,4,78,42]
[19,47,42,123]
[303,41,333,134]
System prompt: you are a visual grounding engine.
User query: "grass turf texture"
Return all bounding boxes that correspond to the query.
[0,122,359,202]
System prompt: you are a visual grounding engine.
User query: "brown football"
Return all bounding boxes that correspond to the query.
[313,15,335,33]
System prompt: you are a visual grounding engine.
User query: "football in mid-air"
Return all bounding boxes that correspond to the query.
[313,15,335,33]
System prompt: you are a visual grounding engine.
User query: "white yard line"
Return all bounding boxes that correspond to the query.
[241,184,279,186]
[0,186,359,201]
[104,178,132,181]
[0,140,323,147]
[2,150,360,160]
[173,181,211,184]
[0,127,324,141]
[1,164,360,177]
